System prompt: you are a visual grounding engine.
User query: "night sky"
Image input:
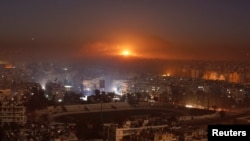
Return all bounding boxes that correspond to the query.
[1,0,250,63]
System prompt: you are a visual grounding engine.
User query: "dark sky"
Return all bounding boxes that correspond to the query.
[1,0,250,63]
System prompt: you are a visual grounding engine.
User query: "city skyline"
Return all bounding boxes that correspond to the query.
[1,0,250,63]
[1,2,250,140]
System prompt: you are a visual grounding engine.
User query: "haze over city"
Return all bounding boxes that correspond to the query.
[1,0,250,65]
[1,1,250,141]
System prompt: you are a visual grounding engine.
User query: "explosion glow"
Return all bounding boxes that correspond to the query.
[121,50,131,56]
[118,44,138,57]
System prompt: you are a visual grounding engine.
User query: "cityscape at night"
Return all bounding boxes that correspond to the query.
[1,0,250,141]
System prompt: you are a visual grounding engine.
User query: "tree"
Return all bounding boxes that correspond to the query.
[25,86,49,112]
[127,93,138,106]
[94,89,101,102]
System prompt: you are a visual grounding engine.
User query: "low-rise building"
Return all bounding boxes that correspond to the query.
[0,104,26,125]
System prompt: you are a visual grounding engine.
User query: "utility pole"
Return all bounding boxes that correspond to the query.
[100,91,104,139]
